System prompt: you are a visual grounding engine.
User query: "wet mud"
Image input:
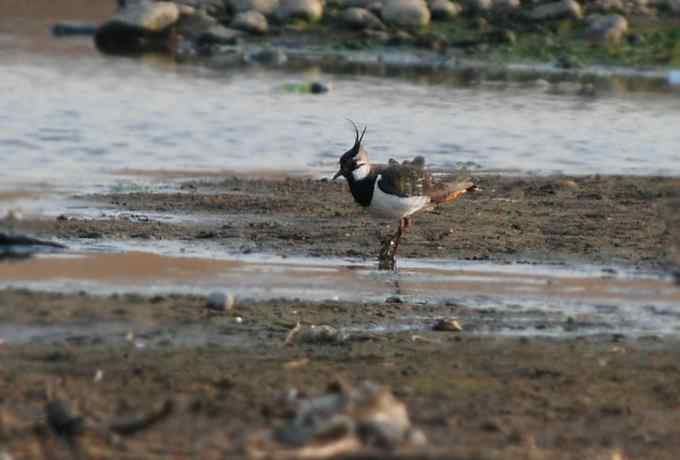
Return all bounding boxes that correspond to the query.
[1,288,680,459]
[8,174,679,267]
[2,174,680,458]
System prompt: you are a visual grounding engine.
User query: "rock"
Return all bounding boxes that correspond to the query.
[206,291,236,311]
[45,400,84,437]
[229,0,280,16]
[585,14,628,44]
[95,1,181,54]
[428,0,463,19]
[591,0,625,11]
[232,10,269,34]
[285,323,348,344]
[245,47,288,64]
[310,81,332,93]
[341,7,386,29]
[197,25,243,45]
[51,22,98,37]
[245,381,425,455]
[668,0,680,13]
[176,9,217,37]
[110,1,180,32]
[432,318,463,332]
[492,0,520,11]
[382,0,431,26]
[176,0,226,15]
[465,0,493,12]
[1,233,66,260]
[276,0,324,21]
[528,0,583,20]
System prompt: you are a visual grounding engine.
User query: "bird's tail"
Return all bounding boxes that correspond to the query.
[429,181,479,205]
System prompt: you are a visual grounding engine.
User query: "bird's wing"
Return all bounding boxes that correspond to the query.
[427,177,477,205]
[376,157,432,198]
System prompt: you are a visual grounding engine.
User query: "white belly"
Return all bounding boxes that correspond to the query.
[368,175,431,219]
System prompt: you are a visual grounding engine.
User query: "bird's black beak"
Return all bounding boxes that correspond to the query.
[332,170,343,180]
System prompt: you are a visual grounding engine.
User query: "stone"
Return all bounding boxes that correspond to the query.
[277,0,324,21]
[341,7,386,29]
[382,0,431,27]
[95,1,181,54]
[196,25,243,44]
[176,9,218,37]
[310,81,332,93]
[245,47,288,64]
[591,0,625,11]
[586,14,628,43]
[232,10,269,34]
[177,4,196,15]
[528,0,583,20]
[432,318,463,332]
[229,0,280,16]
[465,0,492,12]
[493,0,520,10]
[176,0,225,14]
[110,1,180,32]
[428,0,463,19]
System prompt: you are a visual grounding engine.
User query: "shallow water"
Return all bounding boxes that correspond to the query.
[1,248,678,338]
[2,3,680,341]
[2,52,680,196]
[2,5,680,200]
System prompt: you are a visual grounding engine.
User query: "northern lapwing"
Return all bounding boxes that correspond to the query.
[333,122,478,269]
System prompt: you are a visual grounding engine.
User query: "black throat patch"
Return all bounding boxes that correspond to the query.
[346,173,377,208]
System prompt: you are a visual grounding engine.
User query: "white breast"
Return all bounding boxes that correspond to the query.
[369,174,431,219]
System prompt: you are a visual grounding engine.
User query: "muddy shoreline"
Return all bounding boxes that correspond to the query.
[2,173,680,458]
[9,173,679,268]
[1,288,680,459]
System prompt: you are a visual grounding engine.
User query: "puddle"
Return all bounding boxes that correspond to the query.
[0,249,678,339]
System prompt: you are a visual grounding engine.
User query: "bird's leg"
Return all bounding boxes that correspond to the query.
[378,218,406,271]
[378,219,405,270]
[392,217,407,255]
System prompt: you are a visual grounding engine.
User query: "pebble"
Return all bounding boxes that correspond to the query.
[310,81,332,93]
[432,318,463,332]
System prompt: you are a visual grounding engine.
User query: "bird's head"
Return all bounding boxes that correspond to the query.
[333,121,369,181]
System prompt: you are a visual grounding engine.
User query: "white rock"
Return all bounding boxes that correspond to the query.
[111,1,180,32]
[277,0,324,21]
[341,7,386,29]
[232,10,269,33]
[230,0,280,16]
[382,0,431,27]
[586,14,628,43]
[428,0,463,19]
[528,0,583,20]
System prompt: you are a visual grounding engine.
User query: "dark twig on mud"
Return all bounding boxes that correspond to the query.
[109,399,174,436]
